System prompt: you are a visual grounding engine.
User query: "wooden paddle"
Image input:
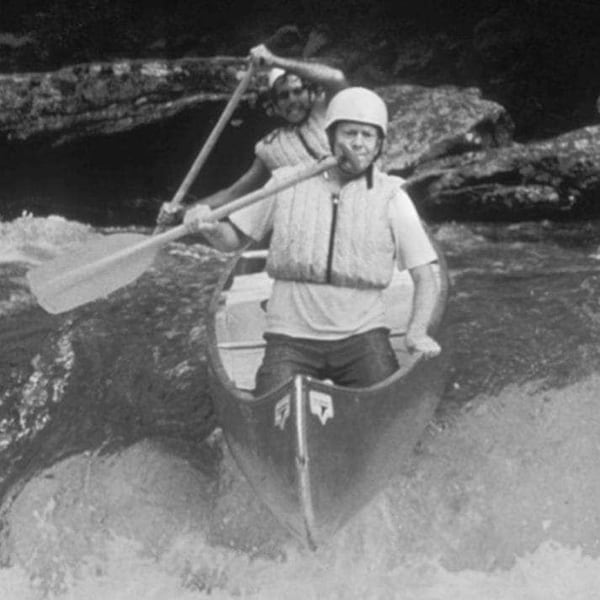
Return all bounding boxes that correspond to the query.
[155,58,256,228]
[27,156,339,315]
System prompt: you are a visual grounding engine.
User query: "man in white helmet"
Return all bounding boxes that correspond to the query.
[184,87,441,394]
[156,43,347,228]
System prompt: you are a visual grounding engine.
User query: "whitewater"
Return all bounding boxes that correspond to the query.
[1,213,600,599]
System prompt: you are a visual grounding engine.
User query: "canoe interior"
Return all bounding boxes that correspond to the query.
[214,253,435,391]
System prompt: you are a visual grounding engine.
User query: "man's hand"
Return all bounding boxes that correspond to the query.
[182,203,220,235]
[155,201,185,232]
[250,44,277,68]
[336,142,362,174]
[405,330,441,358]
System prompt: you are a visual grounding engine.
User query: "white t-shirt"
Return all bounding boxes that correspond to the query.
[230,171,437,340]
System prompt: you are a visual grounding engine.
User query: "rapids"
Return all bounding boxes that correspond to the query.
[2,213,600,599]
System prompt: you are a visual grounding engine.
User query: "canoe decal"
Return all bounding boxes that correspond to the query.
[309,390,334,425]
[274,395,291,430]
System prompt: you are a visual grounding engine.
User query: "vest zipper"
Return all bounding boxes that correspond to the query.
[326,193,339,284]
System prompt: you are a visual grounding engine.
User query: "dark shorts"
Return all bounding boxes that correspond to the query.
[254,327,399,395]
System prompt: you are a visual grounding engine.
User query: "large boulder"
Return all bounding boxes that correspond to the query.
[378,83,514,174]
[0,57,256,145]
[405,125,600,220]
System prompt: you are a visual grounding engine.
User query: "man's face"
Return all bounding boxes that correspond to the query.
[272,75,312,124]
[332,121,382,174]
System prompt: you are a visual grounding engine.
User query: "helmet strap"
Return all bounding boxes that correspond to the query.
[366,164,374,189]
[337,161,375,188]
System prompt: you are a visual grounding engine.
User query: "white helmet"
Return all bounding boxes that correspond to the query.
[324,87,388,136]
[267,67,287,89]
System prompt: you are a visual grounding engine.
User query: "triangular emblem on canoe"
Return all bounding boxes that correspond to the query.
[309,390,334,425]
[274,395,291,430]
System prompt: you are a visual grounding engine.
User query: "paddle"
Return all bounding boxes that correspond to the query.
[27,156,339,315]
[155,58,256,229]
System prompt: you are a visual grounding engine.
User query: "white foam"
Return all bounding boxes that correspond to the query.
[3,376,600,599]
[0,214,94,265]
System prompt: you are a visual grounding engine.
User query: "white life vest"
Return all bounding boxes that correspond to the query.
[266,167,400,289]
[255,109,329,171]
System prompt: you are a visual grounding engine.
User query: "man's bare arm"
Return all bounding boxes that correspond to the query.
[251,44,347,99]
[200,157,270,209]
[183,205,250,253]
[405,262,442,357]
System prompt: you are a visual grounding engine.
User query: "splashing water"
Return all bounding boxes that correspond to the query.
[0,213,96,266]
[0,214,100,315]
[1,375,599,599]
[2,215,600,598]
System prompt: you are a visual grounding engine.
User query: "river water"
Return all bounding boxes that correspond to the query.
[1,211,600,599]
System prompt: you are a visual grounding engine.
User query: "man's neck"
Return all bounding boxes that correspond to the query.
[328,164,373,185]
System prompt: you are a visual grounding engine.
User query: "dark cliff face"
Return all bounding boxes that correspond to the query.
[1,0,599,139]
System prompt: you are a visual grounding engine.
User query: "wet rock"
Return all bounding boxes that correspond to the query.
[0,57,259,145]
[406,125,600,220]
[379,83,514,173]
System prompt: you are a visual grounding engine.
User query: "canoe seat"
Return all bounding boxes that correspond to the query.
[215,271,272,390]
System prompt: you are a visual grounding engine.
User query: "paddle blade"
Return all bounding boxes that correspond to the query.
[27,233,157,314]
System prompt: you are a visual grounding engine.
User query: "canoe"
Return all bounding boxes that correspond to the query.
[206,244,449,549]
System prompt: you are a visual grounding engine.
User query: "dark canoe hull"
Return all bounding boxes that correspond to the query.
[206,248,449,549]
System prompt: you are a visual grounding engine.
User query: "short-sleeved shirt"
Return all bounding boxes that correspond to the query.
[230,170,437,340]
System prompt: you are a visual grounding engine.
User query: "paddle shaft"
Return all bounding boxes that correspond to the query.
[153,154,338,246]
[49,156,339,287]
[167,60,255,209]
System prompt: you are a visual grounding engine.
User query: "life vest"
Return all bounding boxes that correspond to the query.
[266,167,400,289]
[255,110,329,171]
